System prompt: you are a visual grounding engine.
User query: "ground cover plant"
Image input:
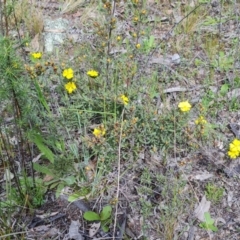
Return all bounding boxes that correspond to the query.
[0,0,240,239]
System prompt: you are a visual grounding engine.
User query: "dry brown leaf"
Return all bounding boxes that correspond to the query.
[30,33,40,52]
[43,174,54,182]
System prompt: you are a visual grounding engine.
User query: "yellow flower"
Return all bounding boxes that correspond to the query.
[178,101,191,112]
[120,94,129,105]
[93,125,106,138]
[87,70,99,78]
[133,17,138,22]
[229,139,240,152]
[31,52,42,59]
[228,138,240,159]
[65,82,77,94]
[63,68,74,80]
[232,139,240,146]
[136,43,141,49]
[117,36,121,41]
[228,150,239,159]
[195,116,207,125]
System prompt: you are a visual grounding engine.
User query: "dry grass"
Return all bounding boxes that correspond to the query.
[14,0,44,36]
[60,0,86,14]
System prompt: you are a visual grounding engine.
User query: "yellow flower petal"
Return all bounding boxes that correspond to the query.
[93,126,106,138]
[87,70,99,78]
[63,68,74,79]
[178,101,191,112]
[65,81,77,94]
[31,52,42,59]
[195,116,207,125]
[120,94,129,105]
[228,150,239,159]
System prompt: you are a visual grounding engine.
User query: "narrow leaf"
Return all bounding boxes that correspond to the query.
[33,78,50,113]
[33,163,54,175]
[55,183,65,198]
[32,134,54,163]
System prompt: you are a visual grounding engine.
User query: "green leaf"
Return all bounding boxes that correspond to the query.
[44,179,59,186]
[62,176,75,185]
[33,163,54,175]
[32,134,54,163]
[199,222,206,228]
[148,35,155,48]
[199,212,218,232]
[68,192,82,202]
[204,212,214,225]
[100,205,112,221]
[220,84,229,96]
[209,224,218,232]
[33,78,50,113]
[101,218,111,232]
[102,224,109,232]
[83,211,100,221]
[49,181,60,189]
[55,182,65,198]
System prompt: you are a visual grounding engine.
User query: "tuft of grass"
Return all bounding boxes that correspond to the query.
[205,183,224,203]
[14,0,44,36]
[61,0,86,14]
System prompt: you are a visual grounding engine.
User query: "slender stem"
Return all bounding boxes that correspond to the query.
[3,0,8,36]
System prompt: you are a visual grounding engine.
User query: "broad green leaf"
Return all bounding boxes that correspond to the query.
[148,35,155,48]
[209,224,218,232]
[101,218,111,232]
[204,212,214,224]
[220,84,229,96]
[199,222,206,228]
[102,225,109,232]
[100,205,112,221]
[83,211,100,221]
[63,176,75,185]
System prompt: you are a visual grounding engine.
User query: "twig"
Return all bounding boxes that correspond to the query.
[113,109,124,240]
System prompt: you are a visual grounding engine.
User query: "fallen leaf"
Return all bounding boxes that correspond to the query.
[89,222,101,237]
[194,171,214,181]
[3,169,14,181]
[69,220,83,240]
[194,195,211,222]
[43,174,54,182]
[32,153,43,163]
